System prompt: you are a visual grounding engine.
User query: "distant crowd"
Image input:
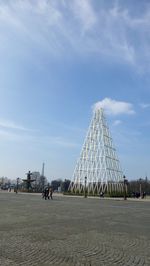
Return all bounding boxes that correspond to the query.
[132,191,146,199]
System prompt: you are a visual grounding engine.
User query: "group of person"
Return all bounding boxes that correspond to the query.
[42,187,53,200]
[132,191,146,199]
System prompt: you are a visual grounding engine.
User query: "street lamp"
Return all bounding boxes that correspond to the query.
[123,175,128,200]
[84,176,87,198]
[139,178,142,198]
[16,178,19,194]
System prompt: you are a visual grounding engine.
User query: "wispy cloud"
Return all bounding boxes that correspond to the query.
[113,120,122,126]
[0,1,150,71]
[0,126,78,148]
[0,128,29,141]
[43,136,78,148]
[93,98,135,115]
[70,0,97,32]
[0,119,29,131]
[51,121,86,134]
[139,103,150,109]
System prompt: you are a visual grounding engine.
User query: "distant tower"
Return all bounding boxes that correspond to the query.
[69,108,123,194]
[41,162,45,190]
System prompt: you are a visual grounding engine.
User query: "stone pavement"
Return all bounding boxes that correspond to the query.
[0,192,150,266]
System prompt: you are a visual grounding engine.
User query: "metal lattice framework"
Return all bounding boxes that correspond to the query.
[69,108,123,194]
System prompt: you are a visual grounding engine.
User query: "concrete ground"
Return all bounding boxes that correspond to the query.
[0,192,150,266]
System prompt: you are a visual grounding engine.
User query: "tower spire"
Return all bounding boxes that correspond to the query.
[41,162,45,177]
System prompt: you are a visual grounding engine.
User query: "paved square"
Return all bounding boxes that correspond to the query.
[0,192,150,266]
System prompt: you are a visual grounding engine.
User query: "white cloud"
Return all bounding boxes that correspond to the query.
[93,98,135,115]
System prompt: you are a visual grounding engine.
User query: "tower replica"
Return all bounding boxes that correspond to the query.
[69,108,123,194]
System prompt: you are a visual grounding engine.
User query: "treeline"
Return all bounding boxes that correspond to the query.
[127,178,150,195]
[51,179,71,192]
[0,177,71,193]
[50,177,150,195]
[1,176,150,195]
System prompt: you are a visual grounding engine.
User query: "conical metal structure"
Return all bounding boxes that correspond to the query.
[70,108,123,194]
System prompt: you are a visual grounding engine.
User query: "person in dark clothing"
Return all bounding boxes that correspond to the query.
[44,188,49,200]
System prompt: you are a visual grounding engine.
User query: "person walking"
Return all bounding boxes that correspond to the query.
[44,188,48,200]
[49,188,53,200]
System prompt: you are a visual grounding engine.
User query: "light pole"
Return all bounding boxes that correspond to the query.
[16,178,19,194]
[139,178,142,198]
[84,176,87,198]
[123,175,127,200]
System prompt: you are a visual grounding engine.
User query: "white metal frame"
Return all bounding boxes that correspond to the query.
[69,108,123,194]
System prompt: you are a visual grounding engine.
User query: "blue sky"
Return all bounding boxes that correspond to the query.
[0,0,150,180]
